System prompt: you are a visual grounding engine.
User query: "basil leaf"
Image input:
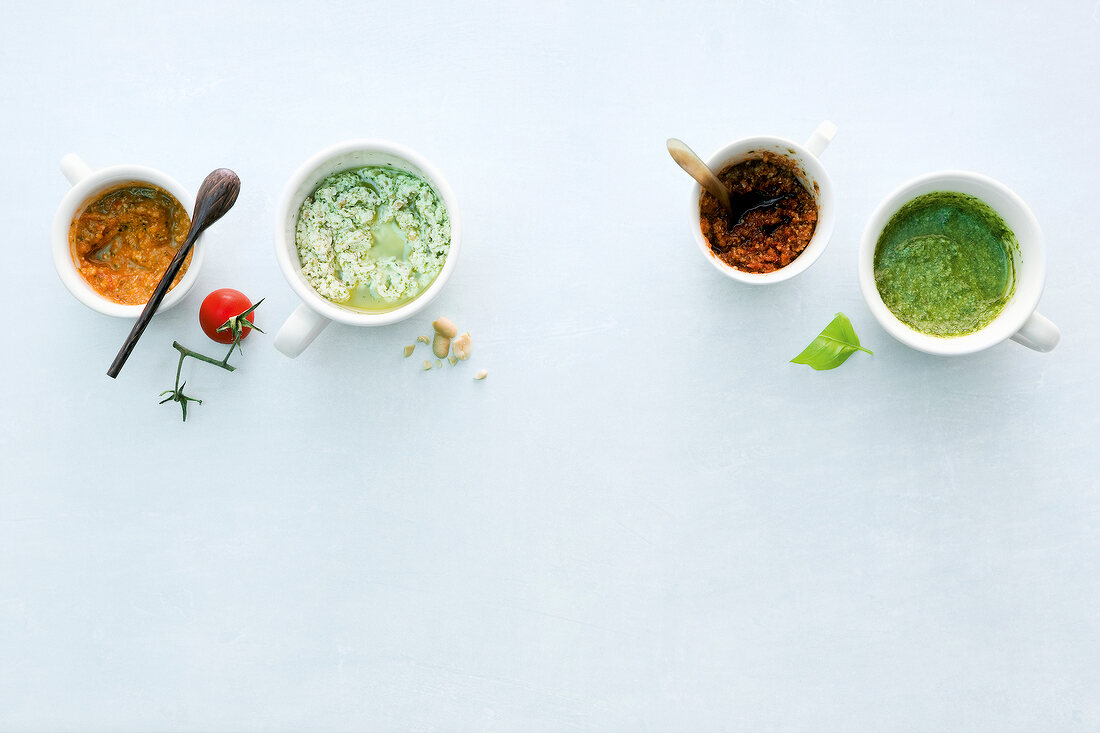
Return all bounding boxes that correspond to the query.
[791,312,873,370]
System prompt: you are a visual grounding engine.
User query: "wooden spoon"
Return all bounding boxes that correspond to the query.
[667,138,789,226]
[107,169,241,378]
[666,138,731,215]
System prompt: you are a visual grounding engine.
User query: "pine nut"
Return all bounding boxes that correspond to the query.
[432,333,451,359]
[432,317,458,338]
[452,332,472,360]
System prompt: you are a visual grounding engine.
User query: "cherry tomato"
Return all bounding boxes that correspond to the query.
[199,289,255,344]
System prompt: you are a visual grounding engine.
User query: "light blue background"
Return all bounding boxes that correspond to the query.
[2,1,1098,730]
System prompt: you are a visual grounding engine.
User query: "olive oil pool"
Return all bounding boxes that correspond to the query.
[873,192,1017,337]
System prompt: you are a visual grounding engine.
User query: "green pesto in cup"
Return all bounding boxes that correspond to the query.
[873,192,1017,337]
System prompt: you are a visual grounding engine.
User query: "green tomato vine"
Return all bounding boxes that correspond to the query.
[159,299,264,421]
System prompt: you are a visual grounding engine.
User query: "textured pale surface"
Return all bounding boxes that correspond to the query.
[1,1,1098,731]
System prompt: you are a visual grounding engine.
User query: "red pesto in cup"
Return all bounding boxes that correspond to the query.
[699,151,819,273]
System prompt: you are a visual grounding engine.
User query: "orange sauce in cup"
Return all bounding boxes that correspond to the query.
[69,183,192,305]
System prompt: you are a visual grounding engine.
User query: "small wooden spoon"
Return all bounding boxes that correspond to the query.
[667,138,731,215]
[107,169,241,378]
[667,138,789,226]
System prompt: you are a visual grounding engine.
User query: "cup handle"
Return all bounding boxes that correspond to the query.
[803,121,838,158]
[60,154,92,185]
[1009,311,1060,352]
[275,302,331,358]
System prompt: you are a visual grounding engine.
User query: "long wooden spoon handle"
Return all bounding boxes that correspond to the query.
[666,138,730,212]
[106,169,240,379]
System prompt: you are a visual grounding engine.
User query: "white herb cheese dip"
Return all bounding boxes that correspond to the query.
[295,166,451,310]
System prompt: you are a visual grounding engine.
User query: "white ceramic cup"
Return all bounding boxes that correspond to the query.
[273,140,461,358]
[858,170,1059,355]
[690,120,837,284]
[51,154,204,317]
